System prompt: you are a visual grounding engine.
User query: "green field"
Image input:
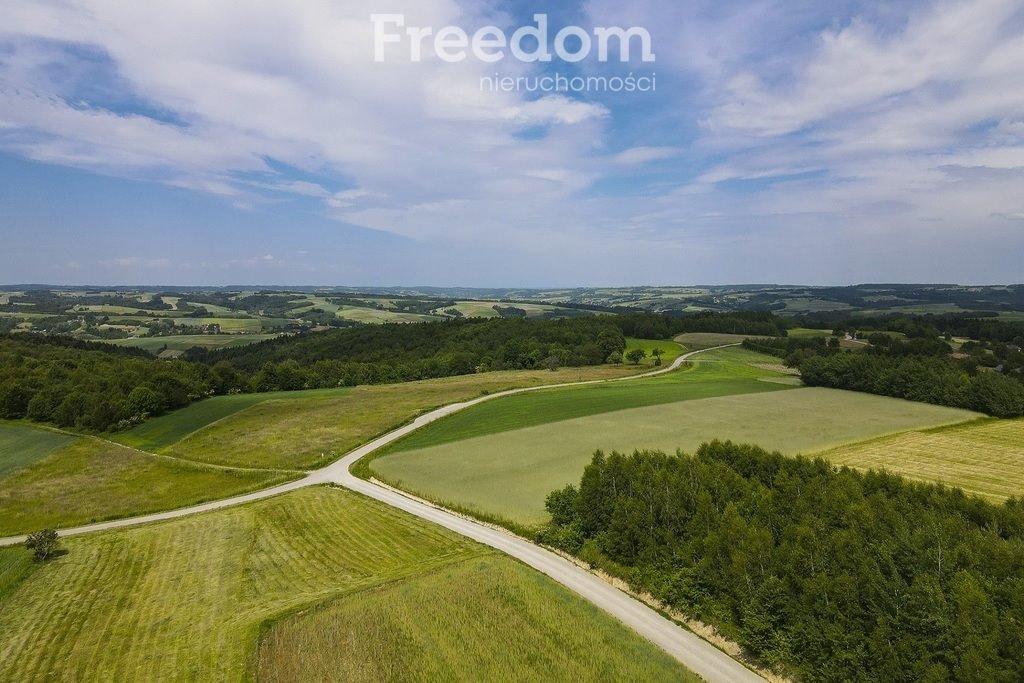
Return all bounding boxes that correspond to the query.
[110,334,279,356]
[0,423,75,480]
[335,306,442,324]
[382,347,793,455]
[824,418,1024,501]
[258,554,697,683]
[115,389,352,453]
[373,365,980,526]
[674,332,758,349]
[161,366,644,471]
[0,438,294,536]
[0,487,695,682]
[624,337,684,367]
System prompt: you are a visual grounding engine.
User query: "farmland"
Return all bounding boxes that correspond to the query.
[824,418,1024,501]
[0,423,74,479]
[110,333,280,356]
[0,487,695,682]
[159,366,644,471]
[0,434,294,536]
[372,351,981,526]
[258,555,697,683]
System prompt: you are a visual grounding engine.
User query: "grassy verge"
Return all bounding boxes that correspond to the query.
[257,555,699,683]
[0,438,295,536]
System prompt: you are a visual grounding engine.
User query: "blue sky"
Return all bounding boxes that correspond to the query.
[1,0,1023,286]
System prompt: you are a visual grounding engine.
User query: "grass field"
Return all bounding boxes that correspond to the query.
[374,384,980,526]
[674,332,760,349]
[162,366,644,471]
[624,337,684,367]
[0,423,75,480]
[111,334,279,356]
[115,389,352,453]
[0,487,695,682]
[824,418,1024,501]
[335,306,442,324]
[383,347,794,455]
[0,438,294,536]
[258,555,697,683]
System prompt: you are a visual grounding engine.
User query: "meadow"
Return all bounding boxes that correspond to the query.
[115,388,353,453]
[372,351,980,526]
[824,418,1024,501]
[624,337,684,366]
[674,332,759,349]
[382,346,794,455]
[159,366,644,471]
[0,435,294,536]
[0,487,695,682]
[257,554,697,683]
[111,334,280,356]
[0,423,74,479]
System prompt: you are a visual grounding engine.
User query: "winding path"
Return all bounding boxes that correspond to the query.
[1,345,764,682]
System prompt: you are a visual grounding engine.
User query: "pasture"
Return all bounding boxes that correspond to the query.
[258,555,697,683]
[0,423,74,480]
[0,438,294,536]
[824,418,1024,501]
[373,386,980,527]
[0,487,693,682]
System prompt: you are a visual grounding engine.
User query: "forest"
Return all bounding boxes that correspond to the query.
[0,317,634,431]
[540,442,1024,683]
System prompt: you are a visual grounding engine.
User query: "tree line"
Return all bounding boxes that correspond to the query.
[540,442,1024,682]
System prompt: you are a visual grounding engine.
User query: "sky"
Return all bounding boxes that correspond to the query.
[1,0,1023,287]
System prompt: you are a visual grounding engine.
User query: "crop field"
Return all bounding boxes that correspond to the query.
[163,366,644,471]
[335,306,442,324]
[258,555,697,683]
[0,423,75,480]
[0,438,294,536]
[382,347,795,456]
[110,334,279,356]
[824,418,1024,501]
[674,332,761,349]
[443,301,501,318]
[373,367,980,526]
[0,487,694,682]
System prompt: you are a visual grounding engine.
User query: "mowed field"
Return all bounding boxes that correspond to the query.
[674,332,761,349]
[625,337,684,367]
[0,433,295,536]
[824,418,1024,501]
[258,555,696,683]
[0,487,695,682]
[373,350,981,526]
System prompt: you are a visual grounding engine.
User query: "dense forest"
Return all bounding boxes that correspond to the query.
[540,442,1024,682]
[614,311,788,339]
[0,335,232,431]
